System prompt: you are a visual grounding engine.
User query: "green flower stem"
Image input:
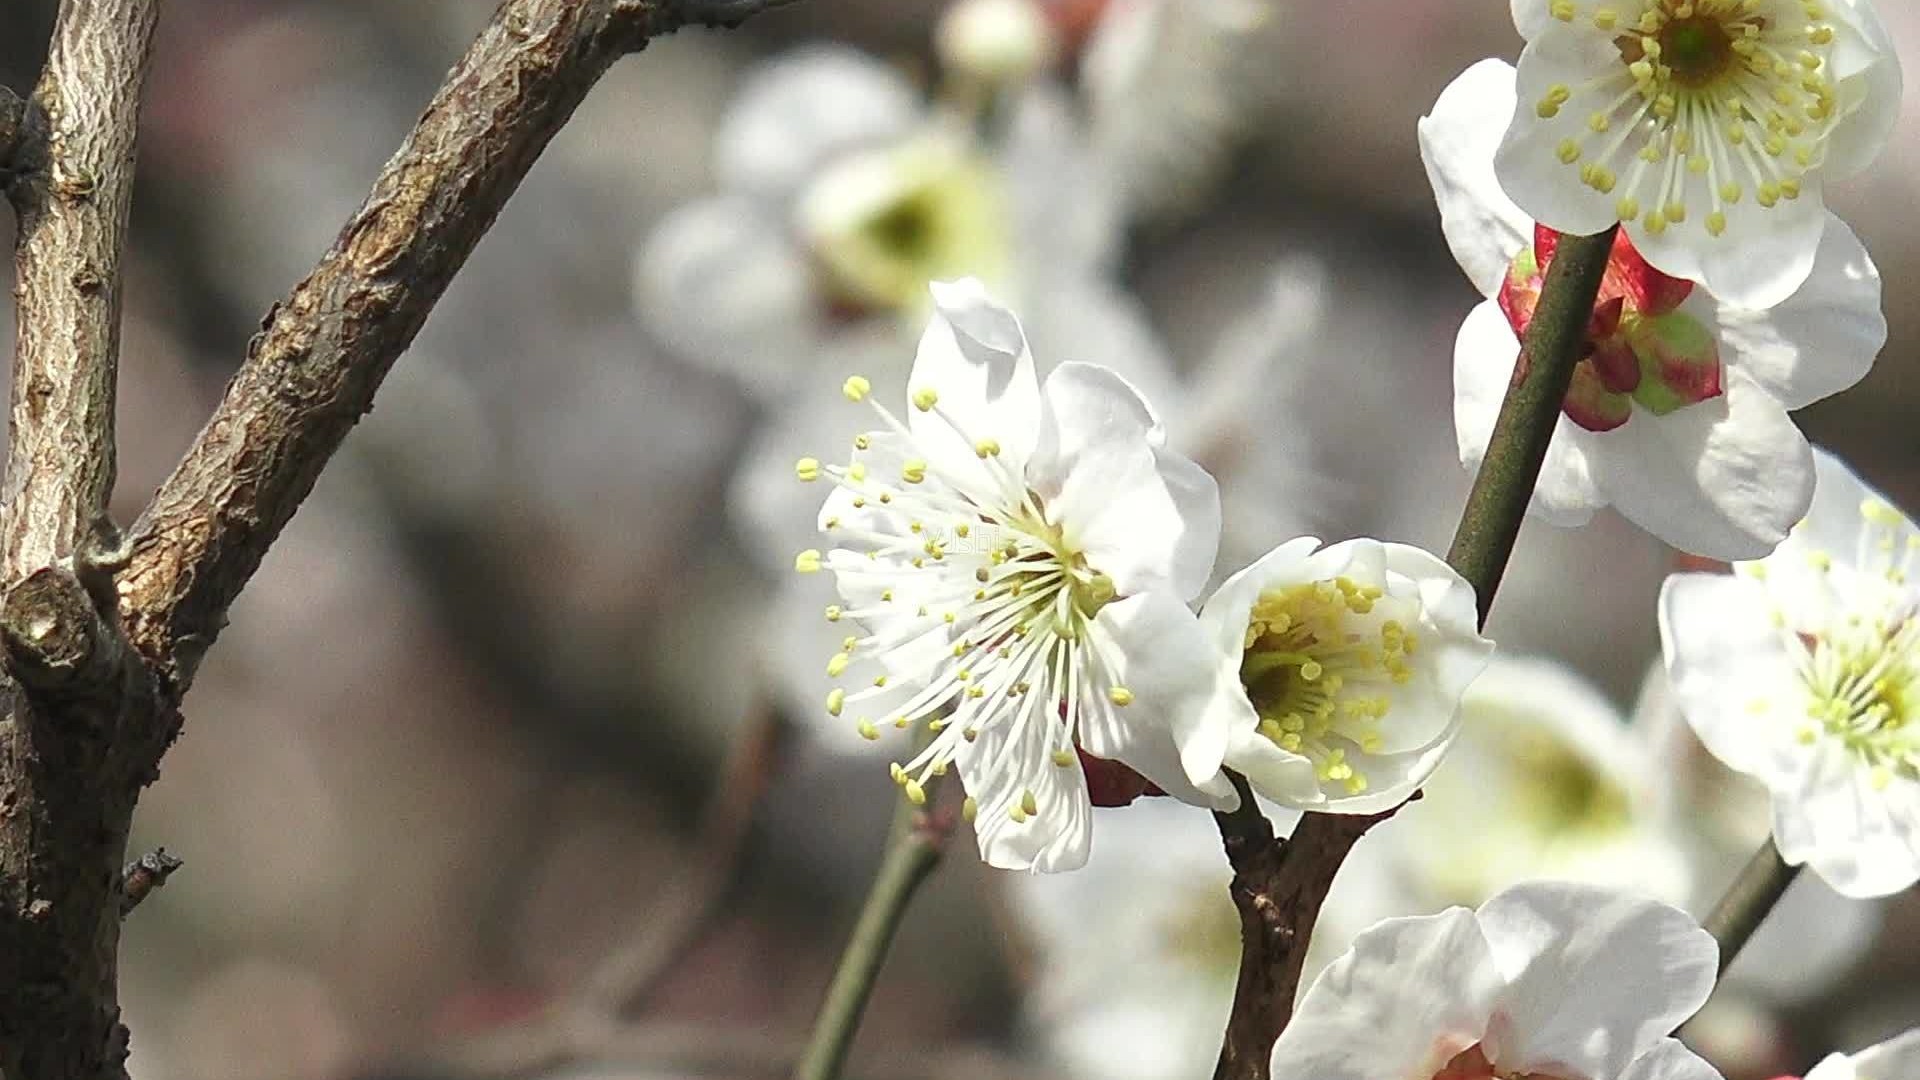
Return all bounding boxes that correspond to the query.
[1446,227,1617,625]
[1701,835,1800,973]
[794,786,947,1080]
[1209,227,1622,1080]
[1439,224,1803,980]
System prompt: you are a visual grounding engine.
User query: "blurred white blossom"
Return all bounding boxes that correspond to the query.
[1660,446,1920,897]
[1806,1028,1920,1080]
[635,44,1141,400]
[1083,0,1284,222]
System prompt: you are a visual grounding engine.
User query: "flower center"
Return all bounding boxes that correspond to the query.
[797,136,1009,314]
[1649,15,1734,86]
[1499,226,1721,432]
[797,375,1139,825]
[1797,617,1920,786]
[1238,578,1414,795]
[1432,1044,1570,1080]
[1537,0,1847,239]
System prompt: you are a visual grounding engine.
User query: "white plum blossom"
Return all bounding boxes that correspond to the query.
[636,44,1145,400]
[1495,0,1902,308]
[1081,0,1284,222]
[1199,537,1493,811]
[739,261,1327,753]
[1270,881,1722,1080]
[1424,59,1886,560]
[1632,660,1883,1006]
[1660,447,1920,897]
[1365,655,1694,909]
[1805,1029,1920,1080]
[1006,799,1248,1080]
[799,279,1236,871]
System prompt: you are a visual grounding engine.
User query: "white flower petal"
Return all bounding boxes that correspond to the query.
[1496,24,1629,238]
[1715,214,1884,411]
[633,196,821,392]
[1590,369,1815,561]
[1476,883,1717,1079]
[1819,1,1903,181]
[1510,0,1555,39]
[1384,542,1490,706]
[1772,446,1917,584]
[715,46,921,198]
[1221,721,1328,807]
[1031,361,1164,473]
[1453,300,1601,526]
[1041,439,1219,601]
[1616,1038,1725,1080]
[1807,1052,1860,1080]
[958,699,1095,872]
[1029,359,1218,598]
[1629,176,1827,313]
[1324,731,1461,815]
[1420,59,1534,297]
[1198,536,1323,658]
[1148,447,1225,601]
[1089,591,1240,795]
[908,278,1044,485]
[1658,573,1801,781]
[1771,740,1920,898]
[1270,908,1502,1080]
[1855,1028,1920,1080]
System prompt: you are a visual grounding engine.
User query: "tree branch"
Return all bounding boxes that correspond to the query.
[1207,229,1618,1080]
[4,0,157,577]
[1701,836,1799,975]
[0,2,801,1077]
[1209,775,1399,1080]
[113,0,788,719]
[0,84,47,188]
[0,3,159,1077]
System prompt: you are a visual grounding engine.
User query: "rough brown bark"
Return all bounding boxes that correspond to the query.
[1209,775,1398,1080]
[0,2,800,1077]
[0,2,160,1076]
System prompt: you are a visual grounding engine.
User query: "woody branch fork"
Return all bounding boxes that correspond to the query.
[0,2,798,1077]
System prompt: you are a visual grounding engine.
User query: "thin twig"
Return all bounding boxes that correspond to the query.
[110,0,784,720]
[795,795,952,1080]
[580,697,787,1015]
[1446,228,1618,620]
[1207,229,1619,1080]
[1701,836,1799,975]
[1210,775,1398,1080]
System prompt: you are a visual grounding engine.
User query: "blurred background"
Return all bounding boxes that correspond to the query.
[2,1,1916,1078]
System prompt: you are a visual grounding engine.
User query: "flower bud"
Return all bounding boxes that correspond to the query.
[936,0,1058,86]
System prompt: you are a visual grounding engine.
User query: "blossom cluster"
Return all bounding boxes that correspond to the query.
[633,0,1914,1075]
